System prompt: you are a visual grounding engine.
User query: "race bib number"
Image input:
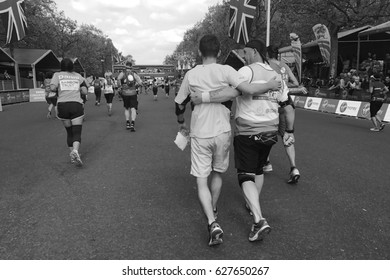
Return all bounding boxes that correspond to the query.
[48,92,56,98]
[60,80,80,91]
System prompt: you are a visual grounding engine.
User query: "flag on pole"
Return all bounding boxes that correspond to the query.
[0,0,27,44]
[312,24,331,66]
[290,33,302,83]
[229,0,258,45]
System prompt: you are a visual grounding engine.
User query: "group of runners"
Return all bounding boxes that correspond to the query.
[175,35,301,247]
[43,59,183,167]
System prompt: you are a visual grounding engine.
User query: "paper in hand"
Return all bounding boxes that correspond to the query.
[174,132,189,151]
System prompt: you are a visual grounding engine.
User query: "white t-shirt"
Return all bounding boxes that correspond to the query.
[235,62,289,135]
[175,63,246,138]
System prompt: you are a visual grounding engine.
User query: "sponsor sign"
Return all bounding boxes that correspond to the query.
[319,99,339,114]
[357,102,371,119]
[29,88,46,102]
[304,97,322,111]
[335,100,361,117]
[0,97,2,112]
[380,103,390,122]
[293,96,307,108]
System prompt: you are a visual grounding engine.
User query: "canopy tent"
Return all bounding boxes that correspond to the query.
[4,48,60,88]
[0,47,20,89]
[357,21,390,71]
[359,21,390,37]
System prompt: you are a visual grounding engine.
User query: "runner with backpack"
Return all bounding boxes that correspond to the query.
[117,63,143,131]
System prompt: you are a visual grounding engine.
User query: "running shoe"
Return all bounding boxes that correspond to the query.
[130,124,135,132]
[108,109,112,116]
[70,150,83,167]
[249,219,271,242]
[287,167,300,184]
[126,121,131,130]
[245,203,253,216]
[380,124,385,131]
[208,221,223,246]
[370,127,380,132]
[263,161,273,172]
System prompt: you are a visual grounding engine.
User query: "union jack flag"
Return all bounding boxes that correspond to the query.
[0,0,27,44]
[229,0,258,45]
[114,53,127,65]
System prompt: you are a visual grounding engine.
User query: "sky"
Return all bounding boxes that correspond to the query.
[55,0,223,65]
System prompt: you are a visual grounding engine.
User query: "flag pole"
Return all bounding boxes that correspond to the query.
[266,0,271,46]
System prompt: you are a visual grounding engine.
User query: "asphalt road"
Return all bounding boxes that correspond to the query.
[0,89,389,260]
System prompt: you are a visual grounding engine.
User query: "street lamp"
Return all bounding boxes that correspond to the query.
[101,59,105,77]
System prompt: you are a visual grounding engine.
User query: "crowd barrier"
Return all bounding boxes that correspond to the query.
[0,89,30,106]
[290,95,390,122]
[1,89,389,123]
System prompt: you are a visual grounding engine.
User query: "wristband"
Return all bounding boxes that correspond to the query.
[201,91,211,103]
[178,119,185,124]
[285,129,294,133]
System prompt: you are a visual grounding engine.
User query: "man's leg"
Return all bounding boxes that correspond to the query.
[371,116,379,129]
[210,171,222,218]
[196,176,215,225]
[242,175,264,223]
[125,108,131,129]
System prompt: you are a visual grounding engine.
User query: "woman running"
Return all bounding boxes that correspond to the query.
[44,71,57,118]
[50,58,88,166]
[104,74,115,116]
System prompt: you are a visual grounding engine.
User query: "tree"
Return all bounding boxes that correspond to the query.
[0,0,131,77]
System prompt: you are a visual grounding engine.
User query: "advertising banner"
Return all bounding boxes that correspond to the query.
[293,96,307,108]
[312,24,331,66]
[379,103,390,122]
[319,98,339,114]
[357,102,389,120]
[335,100,361,117]
[357,102,371,119]
[29,89,46,102]
[304,97,322,111]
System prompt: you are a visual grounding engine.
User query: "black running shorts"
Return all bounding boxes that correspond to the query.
[45,96,58,106]
[104,93,114,103]
[123,95,138,109]
[233,134,274,175]
[370,101,383,117]
[57,102,84,120]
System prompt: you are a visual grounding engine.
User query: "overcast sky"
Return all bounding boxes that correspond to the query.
[55,0,223,65]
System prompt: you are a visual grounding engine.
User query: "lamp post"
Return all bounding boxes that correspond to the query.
[100,59,105,77]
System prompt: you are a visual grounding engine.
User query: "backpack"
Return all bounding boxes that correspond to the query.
[122,73,135,88]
